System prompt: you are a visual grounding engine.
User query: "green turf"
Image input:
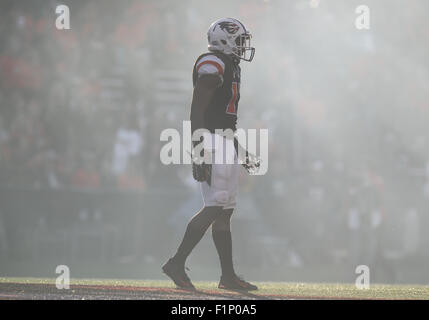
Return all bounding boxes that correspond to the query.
[1,277,429,299]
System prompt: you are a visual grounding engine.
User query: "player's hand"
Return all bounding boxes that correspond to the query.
[190,139,212,185]
[242,152,261,175]
[192,162,212,185]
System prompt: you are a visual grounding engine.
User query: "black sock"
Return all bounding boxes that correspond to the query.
[212,209,235,278]
[172,206,222,266]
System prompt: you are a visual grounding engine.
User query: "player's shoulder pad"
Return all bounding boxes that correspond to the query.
[196,54,225,76]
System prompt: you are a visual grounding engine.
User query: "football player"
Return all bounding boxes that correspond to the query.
[162,18,258,291]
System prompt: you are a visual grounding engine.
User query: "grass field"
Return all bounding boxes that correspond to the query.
[1,277,429,300]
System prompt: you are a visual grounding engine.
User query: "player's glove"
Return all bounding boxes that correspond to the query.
[191,139,212,185]
[192,162,212,186]
[233,137,261,175]
[242,151,261,175]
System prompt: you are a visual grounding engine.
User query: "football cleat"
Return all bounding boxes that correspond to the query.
[162,258,195,290]
[218,274,258,291]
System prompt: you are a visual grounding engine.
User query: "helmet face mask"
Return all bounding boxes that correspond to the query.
[207,18,255,62]
[233,32,255,62]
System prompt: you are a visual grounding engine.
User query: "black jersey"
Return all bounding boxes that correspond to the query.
[191,52,241,133]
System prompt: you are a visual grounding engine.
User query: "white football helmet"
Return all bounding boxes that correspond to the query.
[207,18,255,62]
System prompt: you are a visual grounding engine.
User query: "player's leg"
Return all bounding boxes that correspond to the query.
[212,208,235,278]
[212,207,257,291]
[211,140,239,280]
[211,146,258,291]
[171,205,223,266]
[163,205,223,289]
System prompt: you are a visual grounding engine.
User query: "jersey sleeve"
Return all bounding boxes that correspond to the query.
[195,55,225,80]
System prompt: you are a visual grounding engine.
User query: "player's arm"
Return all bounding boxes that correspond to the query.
[190,74,221,134]
[189,76,220,186]
[190,56,224,185]
[190,55,225,134]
